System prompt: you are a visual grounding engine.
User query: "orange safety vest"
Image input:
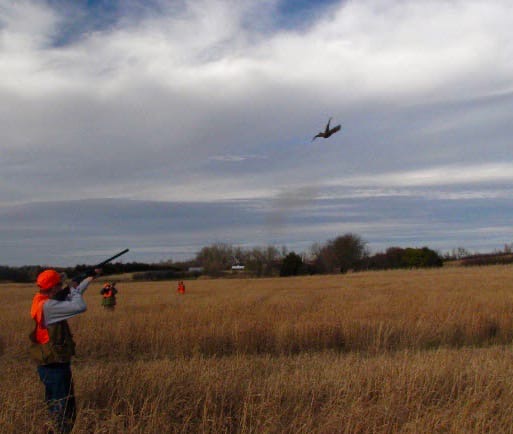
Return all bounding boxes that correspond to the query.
[103,289,113,298]
[30,292,50,344]
[29,292,76,364]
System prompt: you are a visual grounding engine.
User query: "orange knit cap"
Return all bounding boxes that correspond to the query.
[36,269,62,290]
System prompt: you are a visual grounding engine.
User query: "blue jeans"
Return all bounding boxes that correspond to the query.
[37,363,76,434]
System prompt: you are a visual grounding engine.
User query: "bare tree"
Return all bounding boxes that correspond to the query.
[195,243,234,276]
[244,246,282,277]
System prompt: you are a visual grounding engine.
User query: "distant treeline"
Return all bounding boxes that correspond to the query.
[8,232,513,283]
[460,253,513,267]
[358,247,443,270]
[132,269,203,281]
[0,262,184,283]
[72,261,173,276]
[280,245,442,277]
[0,236,443,282]
[0,266,42,283]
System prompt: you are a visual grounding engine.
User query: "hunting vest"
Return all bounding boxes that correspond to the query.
[101,287,116,306]
[29,295,76,364]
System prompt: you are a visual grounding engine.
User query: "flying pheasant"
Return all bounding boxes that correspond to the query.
[312,118,341,141]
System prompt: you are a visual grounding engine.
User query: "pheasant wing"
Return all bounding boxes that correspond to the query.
[328,124,341,135]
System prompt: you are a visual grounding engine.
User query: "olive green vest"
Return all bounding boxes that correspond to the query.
[102,295,116,306]
[29,320,76,365]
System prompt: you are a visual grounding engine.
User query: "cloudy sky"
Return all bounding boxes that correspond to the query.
[1,0,513,266]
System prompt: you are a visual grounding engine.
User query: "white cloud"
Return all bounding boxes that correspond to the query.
[208,154,268,162]
[3,0,512,100]
[0,0,57,49]
[326,163,513,188]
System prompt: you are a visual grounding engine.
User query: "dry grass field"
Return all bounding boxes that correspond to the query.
[3,266,513,433]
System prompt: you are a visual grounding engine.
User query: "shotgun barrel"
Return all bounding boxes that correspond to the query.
[72,249,130,282]
[95,248,130,268]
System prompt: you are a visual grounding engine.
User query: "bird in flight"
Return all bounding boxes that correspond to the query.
[312,118,341,141]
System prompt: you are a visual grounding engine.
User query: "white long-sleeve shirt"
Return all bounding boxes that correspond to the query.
[43,278,91,326]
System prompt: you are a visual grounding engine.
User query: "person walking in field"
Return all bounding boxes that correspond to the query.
[100,282,118,310]
[29,268,100,434]
[177,280,185,294]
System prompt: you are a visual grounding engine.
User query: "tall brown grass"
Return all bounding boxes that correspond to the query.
[2,266,513,432]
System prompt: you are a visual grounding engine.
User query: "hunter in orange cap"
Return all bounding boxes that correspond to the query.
[30,267,101,433]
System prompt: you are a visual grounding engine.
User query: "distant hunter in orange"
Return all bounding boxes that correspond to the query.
[177,281,185,294]
[100,282,118,310]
